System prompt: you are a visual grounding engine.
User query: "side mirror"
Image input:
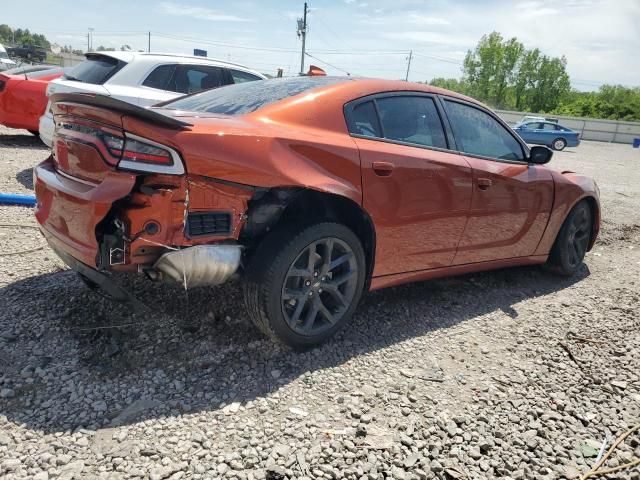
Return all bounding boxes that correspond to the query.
[529,145,553,164]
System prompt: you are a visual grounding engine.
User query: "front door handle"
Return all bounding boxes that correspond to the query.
[372,161,394,177]
[477,177,492,190]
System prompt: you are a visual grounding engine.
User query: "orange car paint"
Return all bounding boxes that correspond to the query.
[0,71,62,131]
[34,79,600,290]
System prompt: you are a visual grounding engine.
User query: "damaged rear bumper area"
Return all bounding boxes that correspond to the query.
[34,156,250,289]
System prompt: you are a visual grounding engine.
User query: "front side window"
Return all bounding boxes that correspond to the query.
[376,96,447,149]
[230,69,261,84]
[445,100,525,161]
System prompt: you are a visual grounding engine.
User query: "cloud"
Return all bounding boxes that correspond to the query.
[159,2,250,22]
[407,14,451,26]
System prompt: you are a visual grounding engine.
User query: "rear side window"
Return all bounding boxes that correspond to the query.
[163,76,347,115]
[64,55,125,85]
[142,64,177,90]
[444,100,525,161]
[376,96,447,149]
[174,65,228,94]
[230,69,261,84]
[542,123,558,131]
[349,101,381,137]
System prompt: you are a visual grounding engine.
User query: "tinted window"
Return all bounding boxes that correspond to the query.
[230,69,261,84]
[142,64,177,90]
[445,100,524,161]
[376,96,447,149]
[542,123,558,131]
[172,65,227,94]
[64,55,125,85]
[349,101,381,137]
[163,76,348,115]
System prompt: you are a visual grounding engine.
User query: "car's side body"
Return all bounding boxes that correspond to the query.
[34,78,599,293]
[33,78,600,345]
[514,121,581,149]
[0,67,63,131]
[38,51,266,147]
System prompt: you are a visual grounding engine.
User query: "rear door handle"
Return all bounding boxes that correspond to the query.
[477,177,492,190]
[372,161,394,177]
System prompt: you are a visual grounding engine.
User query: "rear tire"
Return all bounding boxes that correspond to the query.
[552,138,567,151]
[547,200,592,276]
[243,222,366,349]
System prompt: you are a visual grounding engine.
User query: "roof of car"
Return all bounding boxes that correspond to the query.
[85,50,263,73]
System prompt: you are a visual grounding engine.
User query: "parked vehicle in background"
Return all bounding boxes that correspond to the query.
[518,115,558,124]
[0,66,63,134]
[34,77,600,348]
[0,44,17,71]
[38,51,266,147]
[6,44,47,62]
[513,121,580,151]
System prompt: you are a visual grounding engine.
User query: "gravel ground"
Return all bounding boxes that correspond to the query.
[0,125,638,480]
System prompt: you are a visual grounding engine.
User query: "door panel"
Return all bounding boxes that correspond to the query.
[356,138,473,276]
[453,158,553,264]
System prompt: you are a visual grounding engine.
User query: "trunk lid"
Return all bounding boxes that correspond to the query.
[49,93,191,182]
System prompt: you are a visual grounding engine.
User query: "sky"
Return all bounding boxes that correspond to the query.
[4,0,639,91]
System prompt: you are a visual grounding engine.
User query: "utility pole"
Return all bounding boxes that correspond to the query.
[87,32,90,52]
[405,50,413,81]
[148,31,151,53]
[297,2,308,75]
[88,28,94,52]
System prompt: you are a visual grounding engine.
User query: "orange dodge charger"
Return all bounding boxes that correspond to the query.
[35,77,600,347]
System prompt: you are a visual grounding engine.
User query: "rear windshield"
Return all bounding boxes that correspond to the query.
[162,76,349,115]
[64,55,125,85]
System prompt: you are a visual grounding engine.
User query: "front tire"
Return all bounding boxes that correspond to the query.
[547,201,592,276]
[552,138,567,151]
[243,222,366,348]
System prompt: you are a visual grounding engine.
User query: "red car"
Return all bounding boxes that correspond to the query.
[0,66,63,134]
[34,77,600,347]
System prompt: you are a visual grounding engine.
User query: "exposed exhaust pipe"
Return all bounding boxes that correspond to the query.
[153,245,241,288]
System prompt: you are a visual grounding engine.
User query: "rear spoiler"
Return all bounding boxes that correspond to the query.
[49,92,193,130]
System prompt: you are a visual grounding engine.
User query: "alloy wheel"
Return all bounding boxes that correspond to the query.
[566,206,590,268]
[281,237,358,336]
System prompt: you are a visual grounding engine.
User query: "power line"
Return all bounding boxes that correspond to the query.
[305,52,353,76]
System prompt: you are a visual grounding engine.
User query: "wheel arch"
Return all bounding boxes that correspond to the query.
[581,195,600,251]
[241,187,376,289]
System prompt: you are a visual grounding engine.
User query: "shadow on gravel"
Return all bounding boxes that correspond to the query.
[0,263,589,433]
[15,167,34,190]
[0,133,48,150]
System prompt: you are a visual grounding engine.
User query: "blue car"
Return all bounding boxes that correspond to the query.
[513,121,580,151]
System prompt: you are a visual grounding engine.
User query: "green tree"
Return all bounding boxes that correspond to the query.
[428,77,469,94]
[459,31,571,112]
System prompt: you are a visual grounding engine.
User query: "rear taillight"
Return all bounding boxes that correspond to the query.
[118,133,184,175]
[55,119,184,175]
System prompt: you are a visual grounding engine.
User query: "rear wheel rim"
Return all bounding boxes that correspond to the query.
[567,207,590,268]
[281,237,358,336]
[554,139,565,150]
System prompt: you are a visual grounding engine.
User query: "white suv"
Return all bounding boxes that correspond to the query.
[39,51,266,147]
